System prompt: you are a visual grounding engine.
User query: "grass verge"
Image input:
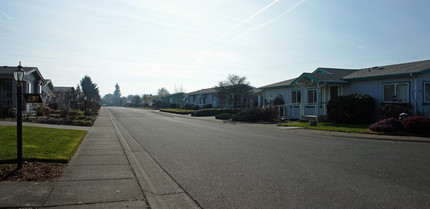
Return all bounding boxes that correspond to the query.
[160,108,193,112]
[281,122,371,133]
[0,126,87,163]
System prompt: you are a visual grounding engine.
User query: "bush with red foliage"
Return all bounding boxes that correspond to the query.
[402,115,430,135]
[369,118,403,132]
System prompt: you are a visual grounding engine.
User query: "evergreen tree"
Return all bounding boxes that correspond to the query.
[80,76,100,101]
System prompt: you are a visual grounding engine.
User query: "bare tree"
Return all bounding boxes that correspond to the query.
[157,87,170,96]
[216,74,253,111]
[173,83,185,93]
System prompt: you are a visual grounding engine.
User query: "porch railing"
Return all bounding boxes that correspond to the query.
[272,103,327,120]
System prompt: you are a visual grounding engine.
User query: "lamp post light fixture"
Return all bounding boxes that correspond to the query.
[84,96,87,116]
[14,61,25,169]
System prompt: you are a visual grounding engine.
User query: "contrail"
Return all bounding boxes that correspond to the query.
[0,9,12,20]
[212,0,280,43]
[224,0,306,47]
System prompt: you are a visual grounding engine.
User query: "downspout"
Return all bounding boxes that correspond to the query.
[412,73,418,115]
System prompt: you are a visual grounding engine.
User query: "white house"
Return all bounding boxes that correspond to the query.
[259,59,430,120]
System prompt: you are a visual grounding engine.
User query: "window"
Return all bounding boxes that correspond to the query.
[307,89,316,105]
[383,82,409,103]
[291,90,301,104]
[425,82,430,103]
[192,96,196,102]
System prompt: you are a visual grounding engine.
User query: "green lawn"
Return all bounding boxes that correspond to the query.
[281,122,371,133]
[0,126,87,163]
[160,108,195,113]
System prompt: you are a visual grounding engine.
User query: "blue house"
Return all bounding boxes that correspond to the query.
[186,87,220,108]
[260,59,430,120]
[0,65,47,112]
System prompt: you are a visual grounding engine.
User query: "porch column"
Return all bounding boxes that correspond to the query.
[258,95,261,108]
[300,88,304,120]
[316,84,320,121]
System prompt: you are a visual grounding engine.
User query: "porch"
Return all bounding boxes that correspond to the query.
[272,103,327,121]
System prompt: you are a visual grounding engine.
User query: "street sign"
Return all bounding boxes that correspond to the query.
[24,94,43,103]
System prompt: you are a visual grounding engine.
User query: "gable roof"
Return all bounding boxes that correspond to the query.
[187,87,219,96]
[54,86,74,92]
[344,59,430,80]
[259,78,296,89]
[0,66,45,84]
[292,68,356,85]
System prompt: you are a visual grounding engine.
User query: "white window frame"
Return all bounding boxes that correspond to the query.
[383,82,409,103]
[291,89,301,104]
[307,89,317,105]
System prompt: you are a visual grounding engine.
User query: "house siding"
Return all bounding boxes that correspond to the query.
[344,72,430,117]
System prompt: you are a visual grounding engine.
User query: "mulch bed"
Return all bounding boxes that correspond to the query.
[0,162,67,182]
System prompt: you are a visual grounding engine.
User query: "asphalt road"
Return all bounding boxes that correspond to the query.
[107,107,430,208]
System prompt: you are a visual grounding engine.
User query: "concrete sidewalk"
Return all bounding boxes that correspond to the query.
[0,108,148,208]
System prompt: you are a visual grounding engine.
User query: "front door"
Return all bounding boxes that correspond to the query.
[330,86,339,100]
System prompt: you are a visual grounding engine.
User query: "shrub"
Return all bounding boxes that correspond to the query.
[192,109,236,117]
[0,107,16,118]
[201,104,213,109]
[215,113,233,120]
[369,118,403,132]
[272,95,285,106]
[326,94,375,123]
[379,103,412,118]
[36,105,51,116]
[402,116,430,135]
[48,102,59,110]
[170,103,179,108]
[232,108,276,122]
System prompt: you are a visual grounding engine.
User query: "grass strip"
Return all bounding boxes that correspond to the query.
[281,122,371,133]
[0,126,87,163]
[160,108,194,113]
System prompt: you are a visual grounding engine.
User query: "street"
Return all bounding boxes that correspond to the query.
[106,107,430,208]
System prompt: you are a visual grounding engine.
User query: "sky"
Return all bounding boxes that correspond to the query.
[1,0,430,97]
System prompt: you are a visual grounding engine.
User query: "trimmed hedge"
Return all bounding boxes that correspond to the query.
[402,116,430,135]
[326,94,375,123]
[191,109,236,117]
[369,118,402,132]
[232,108,276,122]
[215,113,233,120]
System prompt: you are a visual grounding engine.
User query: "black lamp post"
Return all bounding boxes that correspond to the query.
[14,61,25,169]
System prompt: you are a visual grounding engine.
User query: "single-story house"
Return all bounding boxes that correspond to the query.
[141,94,162,107]
[0,65,46,112]
[53,86,75,108]
[161,92,187,108]
[259,59,430,120]
[186,87,220,108]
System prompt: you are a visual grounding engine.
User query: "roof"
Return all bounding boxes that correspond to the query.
[292,68,356,85]
[344,59,430,80]
[0,66,45,84]
[54,86,74,92]
[187,87,219,95]
[314,68,357,78]
[259,78,296,89]
[44,79,55,90]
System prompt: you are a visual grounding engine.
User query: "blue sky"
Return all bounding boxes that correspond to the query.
[1,0,429,96]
